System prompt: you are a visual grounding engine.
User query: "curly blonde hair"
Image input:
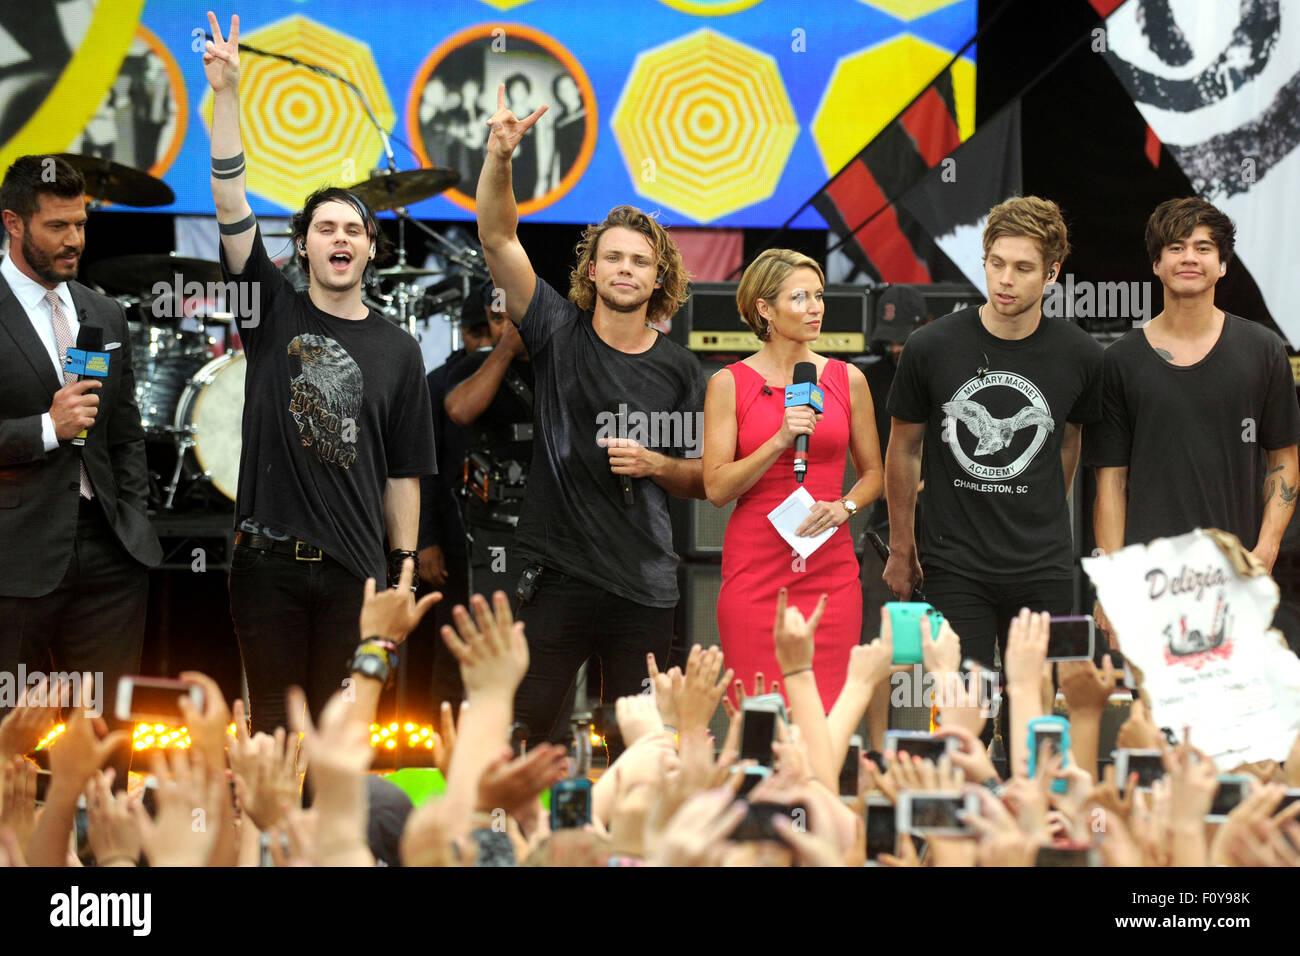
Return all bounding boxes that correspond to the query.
[569,206,690,325]
[736,248,825,341]
[982,196,1070,277]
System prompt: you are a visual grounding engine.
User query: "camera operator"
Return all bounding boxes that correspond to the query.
[444,279,534,599]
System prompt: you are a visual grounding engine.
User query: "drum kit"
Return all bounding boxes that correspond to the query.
[62,153,478,513]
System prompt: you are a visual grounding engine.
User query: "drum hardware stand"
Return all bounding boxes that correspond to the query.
[162,427,194,511]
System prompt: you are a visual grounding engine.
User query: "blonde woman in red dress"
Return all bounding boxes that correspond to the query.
[703,249,884,710]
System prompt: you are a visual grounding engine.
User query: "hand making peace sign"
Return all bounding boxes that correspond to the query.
[203,11,240,92]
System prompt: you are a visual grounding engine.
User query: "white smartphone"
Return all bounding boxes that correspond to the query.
[883,730,959,763]
[115,676,205,723]
[896,790,979,837]
[1112,748,1167,793]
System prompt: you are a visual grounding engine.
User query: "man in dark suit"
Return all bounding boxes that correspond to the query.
[0,155,161,772]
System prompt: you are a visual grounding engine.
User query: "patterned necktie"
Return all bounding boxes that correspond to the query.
[44,290,93,500]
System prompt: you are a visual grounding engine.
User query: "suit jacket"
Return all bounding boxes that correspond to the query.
[0,273,162,597]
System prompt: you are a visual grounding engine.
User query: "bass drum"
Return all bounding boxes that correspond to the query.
[173,352,246,503]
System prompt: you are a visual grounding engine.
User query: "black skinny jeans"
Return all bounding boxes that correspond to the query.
[228,544,364,734]
[513,567,674,754]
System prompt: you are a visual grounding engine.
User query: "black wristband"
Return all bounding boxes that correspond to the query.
[781,667,813,679]
[387,548,419,590]
[218,211,256,235]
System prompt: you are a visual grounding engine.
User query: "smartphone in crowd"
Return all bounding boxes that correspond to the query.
[864,795,897,863]
[728,802,808,842]
[883,730,957,764]
[1046,615,1096,662]
[1036,842,1101,867]
[896,790,979,837]
[550,778,593,830]
[740,697,783,768]
[886,602,944,665]
[839,735,862,797]
[735,764,772,798]
[1112,748,1167,793]
[34,769,52,804]
[1026,716,1071,794]
[1205,775,1252,822]
[114,676,205,724]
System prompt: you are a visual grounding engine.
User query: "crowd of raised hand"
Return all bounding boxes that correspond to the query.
[1,570,1298,868]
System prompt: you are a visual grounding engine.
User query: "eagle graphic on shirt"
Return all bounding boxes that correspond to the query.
[941,400,1054,456]
[287,333,362,469]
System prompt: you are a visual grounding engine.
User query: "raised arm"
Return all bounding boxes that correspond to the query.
[477,84,547,324]
[445,325,525,427]
[882,419,925,599]
[204,11,254,272]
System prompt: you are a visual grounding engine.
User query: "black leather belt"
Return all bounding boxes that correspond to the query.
[234,531,324,562]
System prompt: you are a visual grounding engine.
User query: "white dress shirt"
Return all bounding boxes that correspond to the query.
[1,254,81,452]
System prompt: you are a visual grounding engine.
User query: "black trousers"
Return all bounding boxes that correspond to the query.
[513,567,674,752]
[0,498,148,787]
[228,544,364,734]
[921,563,1074,762]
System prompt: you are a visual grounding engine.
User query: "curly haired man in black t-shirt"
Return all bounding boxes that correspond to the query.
[475,82,706,751]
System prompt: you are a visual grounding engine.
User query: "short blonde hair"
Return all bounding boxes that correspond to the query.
[569,206,689,325]
[982,196,1070,276]
[736,248,825,341]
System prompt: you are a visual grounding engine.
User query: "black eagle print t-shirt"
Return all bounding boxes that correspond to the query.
[221,227,436,582]
[887,307,1102,581]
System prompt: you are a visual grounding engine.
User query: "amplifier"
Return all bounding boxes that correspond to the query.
[669,282,870,354]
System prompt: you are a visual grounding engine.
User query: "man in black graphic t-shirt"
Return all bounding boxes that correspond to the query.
[885,197,1102,689]
[205,15,437,732]
[1086,198,1300,643]
[477,84,704,750]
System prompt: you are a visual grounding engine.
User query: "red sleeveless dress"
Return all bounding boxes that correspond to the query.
[716,359,862,712]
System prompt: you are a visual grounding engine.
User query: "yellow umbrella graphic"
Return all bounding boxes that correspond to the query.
[199,15,395,211]
[611,29,797,223]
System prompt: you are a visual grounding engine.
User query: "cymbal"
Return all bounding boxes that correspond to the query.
[56,154,174,208]
[346,167,459,211]
[373,265,445,278]
[87,254,223,294]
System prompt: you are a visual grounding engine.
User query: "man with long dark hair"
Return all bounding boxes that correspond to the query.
[204,12,436,731]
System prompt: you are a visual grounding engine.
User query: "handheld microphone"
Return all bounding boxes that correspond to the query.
[785,362,821,484]
[602,401,634,507]
[67,322,108,447]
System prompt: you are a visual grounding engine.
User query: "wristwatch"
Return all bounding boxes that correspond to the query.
[349,639,399,688]
[839,498,858,517]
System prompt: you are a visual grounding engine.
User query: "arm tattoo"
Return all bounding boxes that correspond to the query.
[1281,476,1297,507]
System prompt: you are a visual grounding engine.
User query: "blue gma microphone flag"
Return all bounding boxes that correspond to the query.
[783,382,823,413]
[64,349,111,377]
